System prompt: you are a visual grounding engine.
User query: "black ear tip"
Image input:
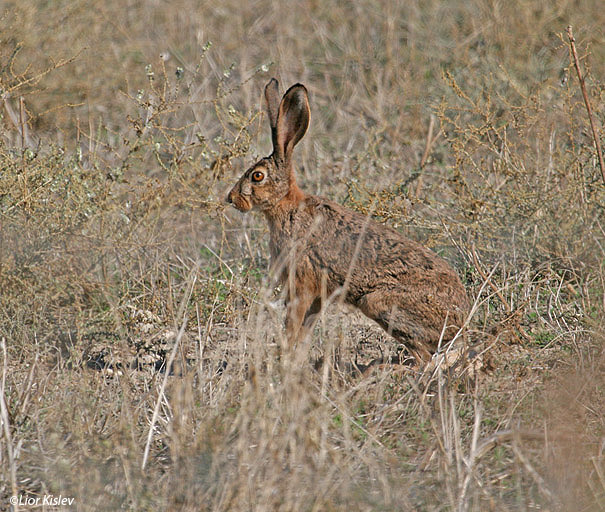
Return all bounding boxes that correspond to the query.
[287,83,307,95]
[266,78,279,90]
[283,84,309,109]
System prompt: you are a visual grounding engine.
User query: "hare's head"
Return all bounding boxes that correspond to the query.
[227,79,310,212]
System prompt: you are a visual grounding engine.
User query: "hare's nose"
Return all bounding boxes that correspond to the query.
[226,191,233,204]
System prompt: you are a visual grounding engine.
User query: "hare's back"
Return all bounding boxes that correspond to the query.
[300,197,457,287]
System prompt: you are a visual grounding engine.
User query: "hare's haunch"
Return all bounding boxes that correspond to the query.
[227,79,469,362]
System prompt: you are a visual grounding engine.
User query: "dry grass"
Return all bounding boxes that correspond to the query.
[1,1,604,510]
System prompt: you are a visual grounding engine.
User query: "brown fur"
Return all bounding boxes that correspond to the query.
[227,79,470,362]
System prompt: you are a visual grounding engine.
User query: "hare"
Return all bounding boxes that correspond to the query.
[227,79,469,362]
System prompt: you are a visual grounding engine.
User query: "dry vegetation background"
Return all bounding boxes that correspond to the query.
[1,0,604,510]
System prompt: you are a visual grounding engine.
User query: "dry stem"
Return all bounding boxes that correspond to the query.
[567,26,605,185]
[0,338,18,511]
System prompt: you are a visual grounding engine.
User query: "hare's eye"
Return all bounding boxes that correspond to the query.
[251,171,265,183]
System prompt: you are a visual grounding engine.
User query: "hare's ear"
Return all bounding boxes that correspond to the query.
[264,78,280,147]
[274,84,310,163]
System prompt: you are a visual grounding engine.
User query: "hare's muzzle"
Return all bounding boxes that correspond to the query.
[226,186,252,212]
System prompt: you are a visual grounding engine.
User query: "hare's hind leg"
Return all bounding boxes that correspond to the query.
[356,289,434,363]
[303,297,322,328]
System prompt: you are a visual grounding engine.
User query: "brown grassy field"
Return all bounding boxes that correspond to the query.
[1,1,604,510]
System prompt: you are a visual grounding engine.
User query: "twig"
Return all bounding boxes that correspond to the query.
[3,49,84,96]
[0,177,54,217]
[19,97,27,199]
[141,271,197,471]
[414,114,441,198]
[473,429,550,460]
[0,338,19,511]
[566,26,605,185]
[19,97,26,152]
[471,248,530,341]
[2,95,34,149]
[512,436,557,503]
[457,399,482,512]
[420,114,437,169]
